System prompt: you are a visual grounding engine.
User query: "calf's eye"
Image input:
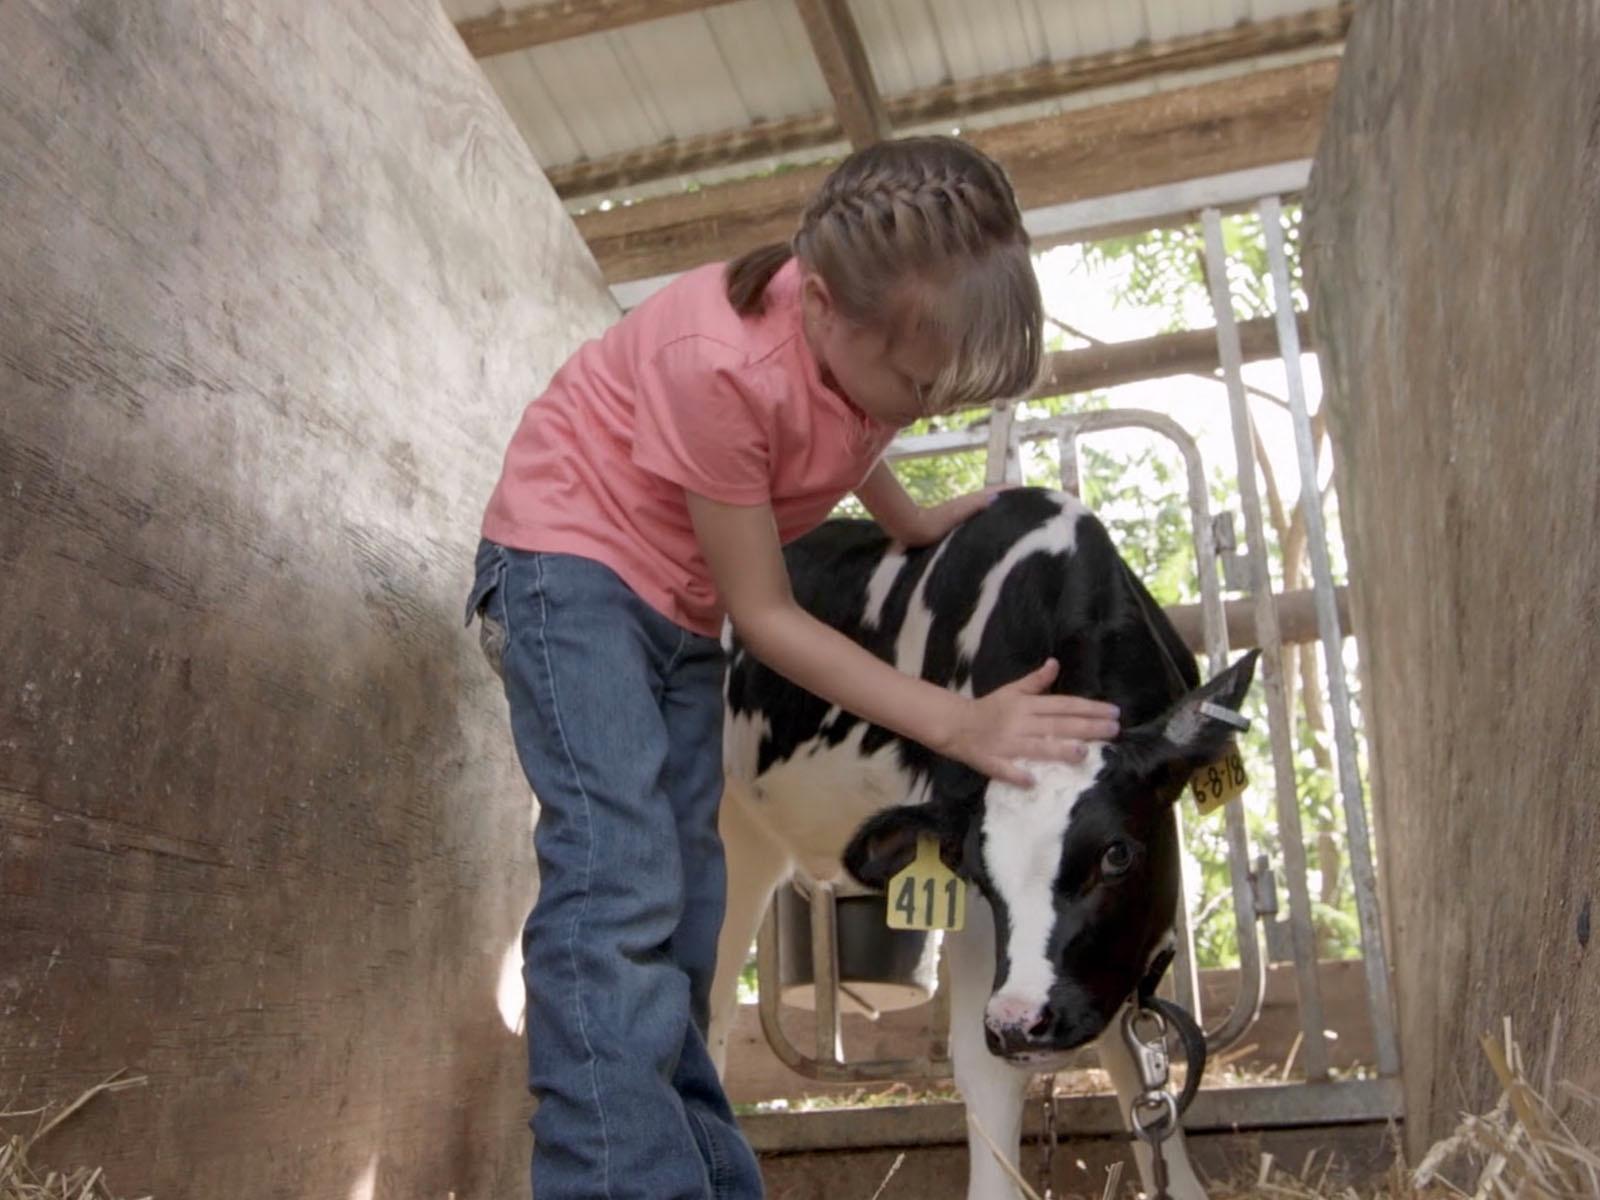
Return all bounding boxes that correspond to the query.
[1101,841,1134,877]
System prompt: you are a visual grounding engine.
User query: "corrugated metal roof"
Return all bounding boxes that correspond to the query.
[442,0,1339,205]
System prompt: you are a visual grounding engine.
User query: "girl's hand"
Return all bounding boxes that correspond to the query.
[940,658,1120,787]
[904,485,1010,547]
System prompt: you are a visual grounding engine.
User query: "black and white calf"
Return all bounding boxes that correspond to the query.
[708,487,1258,1200]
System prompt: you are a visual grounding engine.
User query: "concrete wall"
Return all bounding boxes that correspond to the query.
[1305,0,1600,1153]
[0,2,615,1194]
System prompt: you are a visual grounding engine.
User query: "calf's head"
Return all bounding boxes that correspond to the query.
[842,650,1258,1062]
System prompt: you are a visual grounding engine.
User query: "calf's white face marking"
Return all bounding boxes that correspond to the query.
[979,749,1104,1030]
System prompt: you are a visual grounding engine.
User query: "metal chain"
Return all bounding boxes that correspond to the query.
[1122,1005,1179,1200]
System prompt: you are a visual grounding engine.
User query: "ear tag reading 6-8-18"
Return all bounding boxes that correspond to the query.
[1190,738,1249,816]
[885,835,966,932]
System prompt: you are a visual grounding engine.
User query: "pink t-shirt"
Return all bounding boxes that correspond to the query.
[481,259,898,638]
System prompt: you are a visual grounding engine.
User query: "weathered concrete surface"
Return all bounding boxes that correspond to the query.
[0,1,614,1194]
[1305,0,1600,1156]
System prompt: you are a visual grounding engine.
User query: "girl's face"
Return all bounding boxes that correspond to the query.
[800,271,949,428]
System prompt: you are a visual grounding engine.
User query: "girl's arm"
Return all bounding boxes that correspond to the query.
[687,492,1118,787]
[854,460,1001,548]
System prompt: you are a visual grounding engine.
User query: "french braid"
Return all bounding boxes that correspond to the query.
[726,136,1042,410]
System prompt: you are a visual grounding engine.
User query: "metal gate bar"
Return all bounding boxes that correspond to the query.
[1054,408,1264,1048]
[1201,206,1332,1081]
[1257,197,1402,1076]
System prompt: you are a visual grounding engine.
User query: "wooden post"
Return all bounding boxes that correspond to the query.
[794,0,890,149]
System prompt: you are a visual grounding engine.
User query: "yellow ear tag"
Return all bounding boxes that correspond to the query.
[885,835,966,932]
[1190,739,1249,816]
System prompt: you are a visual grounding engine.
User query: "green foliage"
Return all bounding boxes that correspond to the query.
[892,406,991,507]
[1079,444,1204,607]
[1082,205,1307,330]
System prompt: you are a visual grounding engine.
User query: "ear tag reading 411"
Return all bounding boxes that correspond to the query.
[886,835,966,932]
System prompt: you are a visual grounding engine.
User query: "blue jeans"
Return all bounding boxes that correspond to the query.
[466,541,764,1200]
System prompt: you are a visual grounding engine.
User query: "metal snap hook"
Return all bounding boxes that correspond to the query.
[1130,1090,1179,1144]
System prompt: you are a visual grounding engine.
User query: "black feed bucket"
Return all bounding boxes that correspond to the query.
[774,880,941,1015]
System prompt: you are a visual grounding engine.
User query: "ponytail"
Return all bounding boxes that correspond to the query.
[724,243,793,316]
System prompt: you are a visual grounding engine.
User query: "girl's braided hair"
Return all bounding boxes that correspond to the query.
[726,136,1042,413]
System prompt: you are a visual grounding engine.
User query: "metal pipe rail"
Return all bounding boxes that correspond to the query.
[1201,206,1330,1080]
[1257,197,1401,1076]
[756,409,1270,1079]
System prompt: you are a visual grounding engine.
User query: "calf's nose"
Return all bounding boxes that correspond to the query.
[984,994,1048,1038]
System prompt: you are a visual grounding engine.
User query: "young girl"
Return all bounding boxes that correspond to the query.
[466,136,1120,1200]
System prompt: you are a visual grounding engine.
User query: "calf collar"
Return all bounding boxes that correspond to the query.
[1137,945,1176,1005]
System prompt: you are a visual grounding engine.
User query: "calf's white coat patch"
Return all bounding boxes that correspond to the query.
[955,496,1083,665]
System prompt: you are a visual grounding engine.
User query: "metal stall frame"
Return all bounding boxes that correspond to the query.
[746,190,1403,1130]
[753,410,1271,1084]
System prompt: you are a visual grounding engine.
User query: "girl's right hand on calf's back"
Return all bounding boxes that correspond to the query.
[942,658,1120,788]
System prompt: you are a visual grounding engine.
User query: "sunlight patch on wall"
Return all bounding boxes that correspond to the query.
[497,933,526,1035]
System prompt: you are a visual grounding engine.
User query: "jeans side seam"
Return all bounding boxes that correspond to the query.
[687,1107,730,1198]
[529,553,614,1199]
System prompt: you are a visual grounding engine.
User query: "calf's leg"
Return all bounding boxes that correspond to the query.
[947,895,1035,1200]
[707,781,793,1077]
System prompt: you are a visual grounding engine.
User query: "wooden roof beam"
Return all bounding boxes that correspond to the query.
[457,0,740,59]
[1167,586,1351,654]
[793,0,890,149]
[577,58,1340,283]
[547,5,1352,200]
[1030,313,1312,401]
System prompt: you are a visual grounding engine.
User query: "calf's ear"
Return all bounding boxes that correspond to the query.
[1119,649,1261,788]
[843,804,966,889]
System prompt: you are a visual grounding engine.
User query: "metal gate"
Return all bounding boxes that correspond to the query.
[744,191,1403,1137]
